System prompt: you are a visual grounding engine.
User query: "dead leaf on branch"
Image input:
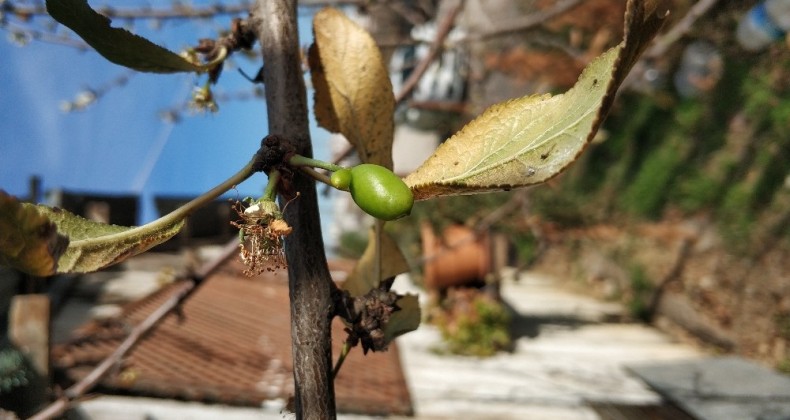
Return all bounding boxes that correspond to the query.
[310,7,395,169]
[0,191,69,276]
[0,192,181,276]
[46,0,204,73]
[36,206,184,274]
[383,294,421,344]
[343,227,410,297]
[404,0,667,200]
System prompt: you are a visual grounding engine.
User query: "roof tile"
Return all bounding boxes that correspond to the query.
[53,258,413,416]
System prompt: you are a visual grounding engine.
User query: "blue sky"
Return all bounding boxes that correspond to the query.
[0,3,335,243]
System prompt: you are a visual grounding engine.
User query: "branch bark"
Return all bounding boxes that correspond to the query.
[252,1,337,419]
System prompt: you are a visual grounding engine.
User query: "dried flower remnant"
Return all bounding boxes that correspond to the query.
[231,199,291,276]
[188,84,218,113]
[179,48,201,66]
[343,288,402,354]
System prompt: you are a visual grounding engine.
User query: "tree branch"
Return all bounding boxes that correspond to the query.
[29,240,240,420]
[642,0,719,60]
[393,1,464,103]
[469,0,583,41]
[252,1,337,419]
[622,0,717,91]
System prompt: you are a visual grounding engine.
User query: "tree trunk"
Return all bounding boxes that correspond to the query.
[252,1,337,419]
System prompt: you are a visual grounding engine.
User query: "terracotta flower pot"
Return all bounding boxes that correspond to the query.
[421,222,491,291]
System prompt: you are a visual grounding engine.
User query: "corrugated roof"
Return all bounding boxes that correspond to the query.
[52,258,413,416]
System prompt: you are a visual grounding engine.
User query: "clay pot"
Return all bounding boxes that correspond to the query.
[421,222,491,291]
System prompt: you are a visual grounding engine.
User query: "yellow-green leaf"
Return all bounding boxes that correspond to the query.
[34,206,184,273]
[310,7,395,169]
[383,294,421,343]
[46,0,203,73]
[0,191,69,276]
[404,0,666,200]
[343,227,409,297]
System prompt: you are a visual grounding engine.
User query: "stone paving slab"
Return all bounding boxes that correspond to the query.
[391,271,704,419]
[628,356,790,420]
[500,270,623,323]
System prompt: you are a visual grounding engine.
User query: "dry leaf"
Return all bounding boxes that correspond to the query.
[383,294,421,344]
[343,227,410,297]
[36,206,184,273]
[310,8,395,169]
[0,191,68,276]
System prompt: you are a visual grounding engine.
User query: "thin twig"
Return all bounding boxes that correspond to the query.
[394,2,464,103]
[2,22,91,50]
[622,0,717,90]
[469,0,582,41]
[643,0,719,59]
[30,239,240,420]
[408,99,467,114]
[384,2,430,27]
[646,235,695,323]
[331,144,357,167]
[331,341,352,379]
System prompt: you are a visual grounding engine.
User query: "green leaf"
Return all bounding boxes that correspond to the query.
[384,294,421,343]
[0,191,68,276]
[404,0,667,200]
[46,0,203,73]
[34,206,184,273]
[343,227,409,297]
[310,7,396,169]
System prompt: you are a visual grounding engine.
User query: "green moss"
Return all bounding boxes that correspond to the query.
[718,181,756,250]
[674,171,721,213]
[769,99,790,138]
[753,147,787,210]
[774,312,790,341]
[620,132,687,218]
[0,348,29,392]
[777,358,790,374]
[570,95,659,193]
[435,293,512,357]
[512,232,540,266]
[674,100,705,130]
[741,54,790,138]
[626,263,654,322]
[743,74,780,130]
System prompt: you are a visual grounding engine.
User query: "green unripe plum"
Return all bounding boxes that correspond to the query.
[330,168,352,190]
[348,164,414,221]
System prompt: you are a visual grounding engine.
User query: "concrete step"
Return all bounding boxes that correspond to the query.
[629,356,790,420]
